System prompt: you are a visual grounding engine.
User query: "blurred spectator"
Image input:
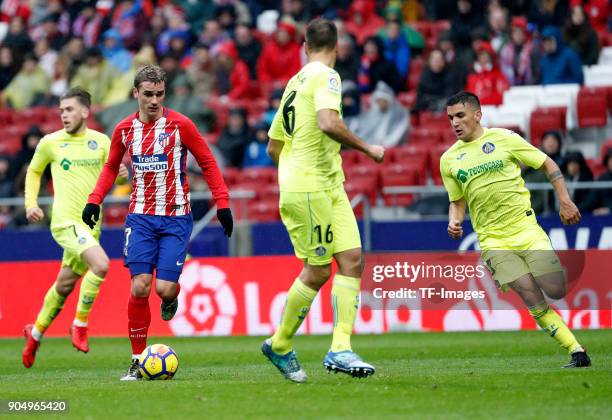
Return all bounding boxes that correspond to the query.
[540,130,564,165]
[263,88,284,126]
[341,80,361,132]
[61,36,86,80]
[0,205,14,230]
[70,47,118,105]
[499,17,538,86]
[0,45,17,90]
[234,22,262,80]
[147,11,167,47]
[71,3,105,47]
[56,0,90,37]
[32,13,67,51]
[465,43,509,106]
[159,53,184,92]
[539,25,584,85]
[111,0,148,51]
[3,16,34,64]
[582,0,609,33]
[437,31,471,93]
[173,0,215,33]
[563,4,599,65]
[416,49,454,112]
[101,29,133,73]
[199,19,230,55]
[528,0,569,31]
[380,4,425,53]
[156,6,191,57]
[243,121,275,168]
[561,150,593,205]
[335,34,359,82]
[186,42,216,99]
[1,54,49,109]
[451,0,487,53]
[103,44,156,106]
[0,156,13,198]
[166,74,215,134]
[488,7,510,53]
[256,21,301,85]
[345,0,385,45]
[524,129,564,212]
[215,4,238,34]
[11,126,45,196]
[354,81,409,148]
[282,0,310,26]
[217,107,250,167]
[215,41,251,100]
[378,17,411,82]
[357,36,403,93]
[580,149,612,214]
[48,55,70,102]
[34,38,58,78]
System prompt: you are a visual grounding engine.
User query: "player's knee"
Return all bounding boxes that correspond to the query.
[337,249,363,277]
[55,281,74,296]
[91,256,110,278]
[131,277,151,297]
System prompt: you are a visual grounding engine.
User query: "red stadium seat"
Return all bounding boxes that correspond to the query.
[247,199,280,222]
[231,181,264,200]
[419,111,449,129]
[240,167,277,184]
[0,136,22,156]
[408,126,443,144]
[429,144,450,185]
[259,183,279,201]
[586,158,606,178]
[381,163,419,206]
[103,204,129,226]
[341,149,361,166]
[606,86,612,115]
[577,87,608,128]
[344,164,381,189]
[397,91,416,109]
[529,107,566,146]
[222,167,241,187]
[390,146,429,183]
[0,109,13,125]
[343,177,378,205]
[600,139,612,159]
[410,21,431,38]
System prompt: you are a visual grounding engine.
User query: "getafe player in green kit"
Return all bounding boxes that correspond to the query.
[441,92,590,368]
[261,18,385,382]
[22,88,128,367]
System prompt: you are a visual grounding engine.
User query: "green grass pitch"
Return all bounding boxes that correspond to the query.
[2,330,611,419]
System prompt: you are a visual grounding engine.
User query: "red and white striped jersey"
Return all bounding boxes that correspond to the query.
[88,108,229,216]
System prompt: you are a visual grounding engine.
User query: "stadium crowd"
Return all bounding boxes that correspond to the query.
[0,0,611,228]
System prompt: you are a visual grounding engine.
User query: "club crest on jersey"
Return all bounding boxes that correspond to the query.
[157,132,171,148]
[133,154,169,172]
[482,142,495,154]
[328,76,339,93]
[87,140,98,150]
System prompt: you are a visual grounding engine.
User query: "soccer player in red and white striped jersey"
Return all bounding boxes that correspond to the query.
[82,65,233,380]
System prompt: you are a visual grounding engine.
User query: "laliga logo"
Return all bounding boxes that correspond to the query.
[169,261,237,336]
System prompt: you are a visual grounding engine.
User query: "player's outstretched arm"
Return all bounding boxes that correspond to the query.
[540,157,581,225]
[267,139,284,166]
[448,199,467,239]
[24,167,45,223]
[317,109,384,163]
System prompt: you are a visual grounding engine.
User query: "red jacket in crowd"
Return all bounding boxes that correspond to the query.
[256,22,302,85]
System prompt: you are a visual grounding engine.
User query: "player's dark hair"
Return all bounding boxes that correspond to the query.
[134,64,167,89]
[60,87,92,108]
[306,18,337,52]
[446,91,481,110]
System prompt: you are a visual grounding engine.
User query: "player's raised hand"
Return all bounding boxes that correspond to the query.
[82,203,100,229]
[26,207,44,224]
[448,220,463,239]
[559,199,581,225]
[118,163,129,180]
[367,145,385,163]
[217,207,233,237]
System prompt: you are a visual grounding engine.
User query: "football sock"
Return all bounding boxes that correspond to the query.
[529,302,582,353]
[271,278,317,354]
[34,283,67,338]
[331,274,361,352]
[128,294,151,356]
[75,271,105,325]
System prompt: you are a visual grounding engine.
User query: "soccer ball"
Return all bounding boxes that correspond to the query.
[138,344,179,380]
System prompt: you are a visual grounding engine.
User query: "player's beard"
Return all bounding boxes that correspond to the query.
[66,119,85,135]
